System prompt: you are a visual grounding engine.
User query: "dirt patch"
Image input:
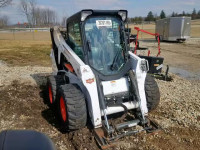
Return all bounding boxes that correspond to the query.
[0,73,199,150]
[138,126,200,150]
[68,129,99,150]
[0,81,98,150]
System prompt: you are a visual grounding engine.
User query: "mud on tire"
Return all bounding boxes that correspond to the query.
[145,75,160,111]
[57,84,87,130]
[47,75,65,105]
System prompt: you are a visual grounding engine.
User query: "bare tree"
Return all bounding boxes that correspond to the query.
[29,0,36,25]
[0,0,12,8]
[20,0,31,25]
[61,16,67,27]
[19,0,36,26]
[35,8,58,27]
[0,15,9,28]
[19,0,58,27]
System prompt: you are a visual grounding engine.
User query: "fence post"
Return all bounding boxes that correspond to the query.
[12,29,15,40]
[141,22,143,39]
[32,29,35,40]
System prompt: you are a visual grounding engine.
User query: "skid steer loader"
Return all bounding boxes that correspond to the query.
[47,10,160,149]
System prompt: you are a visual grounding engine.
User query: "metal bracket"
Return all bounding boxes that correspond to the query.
[94,117,161,149]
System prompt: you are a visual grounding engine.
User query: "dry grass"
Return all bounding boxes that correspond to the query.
[191,19,200,25]
[0,31,50,41]
[129,23,155,39]
[0,20,199,66]
[0,20,199,41]
[190,25,200,37]
[0,40,51,66]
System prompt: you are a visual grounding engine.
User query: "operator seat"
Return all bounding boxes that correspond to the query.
[86,27,103,69]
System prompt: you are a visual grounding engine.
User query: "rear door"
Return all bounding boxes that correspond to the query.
[163,19,169,40]
[182,17,191,37]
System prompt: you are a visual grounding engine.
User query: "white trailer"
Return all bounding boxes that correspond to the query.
[156,17,191,41]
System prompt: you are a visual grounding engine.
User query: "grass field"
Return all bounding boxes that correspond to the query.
[0,31,51,41]
[0,40,51,66]
[0,20,199,41]
[0,20,199,66]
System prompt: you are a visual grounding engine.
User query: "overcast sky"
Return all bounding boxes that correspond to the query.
[0,0,200,24]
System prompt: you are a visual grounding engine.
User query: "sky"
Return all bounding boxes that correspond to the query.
[0,0,200,24]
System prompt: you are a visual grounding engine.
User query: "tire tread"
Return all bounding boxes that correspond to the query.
[145,75,160,111]
[58,84,87,130]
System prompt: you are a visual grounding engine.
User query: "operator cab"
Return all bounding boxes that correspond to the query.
[66,10,128,76]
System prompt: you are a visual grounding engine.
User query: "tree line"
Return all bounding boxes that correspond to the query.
[1,0,200,27]
[0,0,11,27]
[20,0,58,27]
[129,9,200,23]
[171,9,200,20]
[0,0,59,28]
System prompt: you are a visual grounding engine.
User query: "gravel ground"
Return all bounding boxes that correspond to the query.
[0,62,199,150]
[0,60,51,86]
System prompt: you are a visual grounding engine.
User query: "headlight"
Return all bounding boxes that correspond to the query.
[140,59,149,72]
[81,10,92,21]
[118,10,127,21]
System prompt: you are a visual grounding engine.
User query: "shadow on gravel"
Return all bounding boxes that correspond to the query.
[31,73,68,133]
[31,73,50,106]
[31,73,50,87]
[39,82,70,133]
[41,108,68,133]
[39,84,71,134]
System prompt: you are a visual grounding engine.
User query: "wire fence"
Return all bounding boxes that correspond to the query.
[0,19,199,40]
[0,23,156,41]
[0,28,50,41]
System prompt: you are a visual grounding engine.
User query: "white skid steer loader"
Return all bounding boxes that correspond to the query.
[47,10,161,149]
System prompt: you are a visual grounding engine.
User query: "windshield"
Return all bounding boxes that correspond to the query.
[84,16,126,75]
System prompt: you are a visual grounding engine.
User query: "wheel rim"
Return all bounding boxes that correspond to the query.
[60,96,67,122]
[48,85,53,104]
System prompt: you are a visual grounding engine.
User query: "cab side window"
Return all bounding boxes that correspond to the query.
[67,22,84,60]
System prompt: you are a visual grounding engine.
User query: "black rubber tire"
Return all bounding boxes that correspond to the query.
[47,75,65,105]
[156,35,163,42]
[135,41,140,48]
[145,75,160,111]
[155,35,157,41]
[155,35,159,41]
[57,84,87,130]
[159,35,163,42]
